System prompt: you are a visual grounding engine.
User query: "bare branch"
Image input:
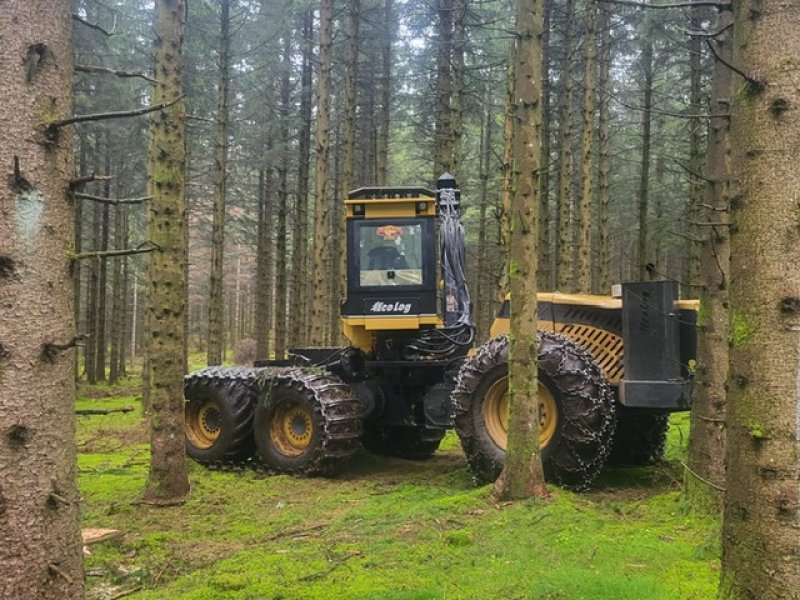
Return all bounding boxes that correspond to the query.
[47,95,184,133]
[72,13,117,36]
[71,241,161,261]
[76,64,158,85]
[73,192,152,206]
[76,406,134,416]
[682,462,726,492]
[705,38,764,91]
[684,21,733,38]
[673,159,717,184]
[600,0,730,9]
[681,217,731,227]
[69,173,112,190]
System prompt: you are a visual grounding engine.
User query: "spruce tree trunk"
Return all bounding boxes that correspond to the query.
[0,1,84,595]
[275,36,291,360]
[496,48,515,302]
[291,9,314,347]
[73,135,87,379]
[719,2,800,596]
[538,0,552,291]
[95,138,111,382]
[576,0,597,294]
[433,0,453,179]
[450,0,466,182]
[85,177,100,384]
[142,0,190,505]
[207,0,231,366]
[109,201,126,384]
[687,6,732,514]
[687,2,704,290]
[310,0,334,347]
[376,0,394,185]
[596,5,612,294]
[495,0,547,501]
[476,93,492,339]
[555,0,576,292]
[255,166,272,359]
[337,0,360,343]
[118,205,129,377]
[637,26,654,280]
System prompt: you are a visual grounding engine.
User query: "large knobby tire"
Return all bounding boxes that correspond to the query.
[607,412,669,466]
[453,333,616,490]
[184,367,260,463]
[253,371,363,476]
[361,425,445,460]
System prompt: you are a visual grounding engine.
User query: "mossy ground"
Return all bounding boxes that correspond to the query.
[78,384,719,600]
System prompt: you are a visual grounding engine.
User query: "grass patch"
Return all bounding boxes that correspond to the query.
[78,395,719,599]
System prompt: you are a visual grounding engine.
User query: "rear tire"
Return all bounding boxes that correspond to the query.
[453,334,616,490]
[254,371,362,476]
[607,412,669,466]
[184,367,260,463]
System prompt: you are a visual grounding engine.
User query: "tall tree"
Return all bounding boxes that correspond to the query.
[309,0,334,346]
[95,133,112,381]
[495,0,547,501]
[595,4,612,294]
[274,35,291,360]
[433,0,454,179]
[496,47,516,302]
[538,0,552,290]
[290,8,314,347]
[142,0,190,504]
[207,0,232,366]
[637,22,654,280]
[576,0,598,293]
[0,0,84,595]
[555,0,576,292]
[719,1,800,596]
[687,6,732,512]
[450,0,467,182]
[375,0,394,185]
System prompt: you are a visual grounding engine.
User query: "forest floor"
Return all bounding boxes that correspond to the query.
[77,373,720,600]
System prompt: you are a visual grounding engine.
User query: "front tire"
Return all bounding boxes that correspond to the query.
[453,333,616,490]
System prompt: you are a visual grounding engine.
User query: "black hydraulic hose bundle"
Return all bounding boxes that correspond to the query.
[406,176,475,359]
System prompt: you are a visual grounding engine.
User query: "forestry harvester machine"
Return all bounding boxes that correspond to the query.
[184,174,699,489]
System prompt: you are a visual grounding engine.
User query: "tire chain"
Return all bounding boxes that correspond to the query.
[453,333,616,491]
[185,366,362,477]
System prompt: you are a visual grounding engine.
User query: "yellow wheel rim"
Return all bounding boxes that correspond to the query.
[185,401,221,449]
[269,401,314,457]
[483,376,558,451]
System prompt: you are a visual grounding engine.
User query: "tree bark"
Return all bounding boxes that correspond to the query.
[637,24,654,281]
[207,0,231,366]
[290,9,314,347]
[476,91,492,339]
[555,0,576,292]
[719,2,800,597]
[687,6,732,515]
[109,201,126,384]
[95,134,111,382]
[433,0,453,179]
[255,165,273,360]
[275,35,291,360]
[495,0,548,502]
[450,0,467,182]
[576,0,598,294]
[336,0,361,344]
[496,47,516,302]
[142,0,190,505]
[376,0,394,185]
[0,1,84,596]
[596,4,612,294]
[310,0,334,347]
[538,0,552,291]
[687,1,705,291]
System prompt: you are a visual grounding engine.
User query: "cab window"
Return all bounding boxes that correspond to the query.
[358,223,423,287]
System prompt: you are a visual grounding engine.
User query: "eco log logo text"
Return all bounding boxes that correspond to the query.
[370,301,412,314]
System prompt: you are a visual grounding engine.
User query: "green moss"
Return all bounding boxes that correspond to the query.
[731,312,757,348]
[746,421,766,439]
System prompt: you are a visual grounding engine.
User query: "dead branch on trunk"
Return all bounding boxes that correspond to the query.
[73,192,152,206]
[72,13,117,37]
[76,64,158,84]
[71,241,161,261]
[600,0,729,8]
[69,173,112,190]
[46,95,184,136]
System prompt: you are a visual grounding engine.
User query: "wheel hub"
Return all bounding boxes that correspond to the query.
[185,401,221,449]
[270,402,314,457]
[483,376,558,451]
